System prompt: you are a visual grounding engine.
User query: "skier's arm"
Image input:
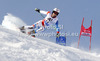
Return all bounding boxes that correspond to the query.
[35,8,50,15]
[40,10,50,15]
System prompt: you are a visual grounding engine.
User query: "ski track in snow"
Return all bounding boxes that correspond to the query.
[0,13,100,61]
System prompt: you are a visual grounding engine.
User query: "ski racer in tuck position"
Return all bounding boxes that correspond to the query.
[20,8,60,37]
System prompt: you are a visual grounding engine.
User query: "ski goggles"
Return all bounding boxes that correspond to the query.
[53,11,59,15]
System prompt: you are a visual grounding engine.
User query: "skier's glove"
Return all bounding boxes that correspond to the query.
[35,8,40,13]
[56,33,60,38]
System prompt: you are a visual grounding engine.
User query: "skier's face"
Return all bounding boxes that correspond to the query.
[52,11,59,18]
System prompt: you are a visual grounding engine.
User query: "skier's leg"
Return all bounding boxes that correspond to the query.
[28,20,45,34]
[23,26,34,29]
[19,25,33,33]
[19,26,33,31]
[35,26,45,33]
[21,20,43,30]
[33,20,45,33]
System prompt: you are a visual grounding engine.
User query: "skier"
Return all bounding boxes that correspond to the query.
[20,8,60,37]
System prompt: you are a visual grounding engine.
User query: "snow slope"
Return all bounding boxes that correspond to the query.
[0,14,100,61]
[0,26,100,61]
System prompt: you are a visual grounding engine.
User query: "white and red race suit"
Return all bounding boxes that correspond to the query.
[25,10,59,33]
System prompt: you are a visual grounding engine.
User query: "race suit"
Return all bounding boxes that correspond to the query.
[24,10,59,33]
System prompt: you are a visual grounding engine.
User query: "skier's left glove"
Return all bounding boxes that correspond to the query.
[56,32,60,38]
[35,8,40,13]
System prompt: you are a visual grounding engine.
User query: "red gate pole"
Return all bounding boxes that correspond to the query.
[77,35,81,48]
[89,37,91,51]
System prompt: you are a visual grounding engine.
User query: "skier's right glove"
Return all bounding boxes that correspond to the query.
[35,8,40,13]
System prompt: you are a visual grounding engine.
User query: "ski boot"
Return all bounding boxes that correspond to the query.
[19,26,26,33]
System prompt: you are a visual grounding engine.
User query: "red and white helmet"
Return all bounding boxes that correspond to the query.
[53,8,60,13]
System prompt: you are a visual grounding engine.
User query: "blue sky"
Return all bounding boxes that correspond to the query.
[0,0,100,51]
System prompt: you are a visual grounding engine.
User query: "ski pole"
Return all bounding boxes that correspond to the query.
[39,13,45,18]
